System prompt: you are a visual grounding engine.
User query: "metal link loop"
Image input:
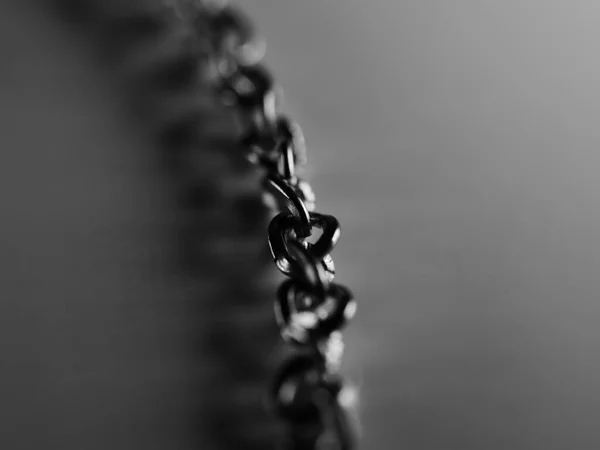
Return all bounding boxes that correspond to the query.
[272,353,356,450]
[243,116,307,175]
[264,176,313,237]
[286,241,331,297]
[262,177,316,221]
[271,352,335,421]
[211,5,254,47]
[276,116,308,167]
[268,212,340,279]
[220,63,274,108]
[312,387,356,450]
[277,139,297,181]
[199,4,266,77]
[275,279,356,345]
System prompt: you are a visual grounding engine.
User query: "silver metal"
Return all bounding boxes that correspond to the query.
[275,279,356,345]
[271,353,356,450]
[268,212,339,280]
[198,3,266,77]
[264,175,313,237]
[242,116,306,172]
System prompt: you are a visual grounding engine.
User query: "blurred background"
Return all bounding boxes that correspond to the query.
[1,1,600,449]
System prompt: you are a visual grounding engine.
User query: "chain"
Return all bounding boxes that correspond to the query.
[182,2,360,449]
[47,0,359,447]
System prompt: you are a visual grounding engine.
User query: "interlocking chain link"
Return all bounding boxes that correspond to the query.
[187,2,360,448]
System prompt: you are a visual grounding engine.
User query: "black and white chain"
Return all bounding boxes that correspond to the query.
[55,0,359,446]
[185,2,359,449]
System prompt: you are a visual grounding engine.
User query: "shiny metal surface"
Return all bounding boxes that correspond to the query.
[276,279,355,345]
[242,116,307,169]
[271,352,355,450]
[268,212,339,279]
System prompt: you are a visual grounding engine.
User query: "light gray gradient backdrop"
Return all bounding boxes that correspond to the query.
[244,1,600,448]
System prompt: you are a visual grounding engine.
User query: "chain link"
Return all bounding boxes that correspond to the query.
[189,2,359,448]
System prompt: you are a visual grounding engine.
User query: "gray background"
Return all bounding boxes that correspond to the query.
[243,1,600,448]
[1,1,600,449]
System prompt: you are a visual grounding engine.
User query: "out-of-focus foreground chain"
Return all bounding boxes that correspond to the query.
[181,2,360,449]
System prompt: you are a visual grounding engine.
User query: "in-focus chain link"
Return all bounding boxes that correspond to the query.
[187,2,359,448]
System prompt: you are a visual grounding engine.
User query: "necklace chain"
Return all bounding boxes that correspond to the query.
[180,2,359,448]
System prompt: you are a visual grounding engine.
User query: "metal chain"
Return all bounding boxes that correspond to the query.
[47,0,358,447]
[185,2,360,449]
